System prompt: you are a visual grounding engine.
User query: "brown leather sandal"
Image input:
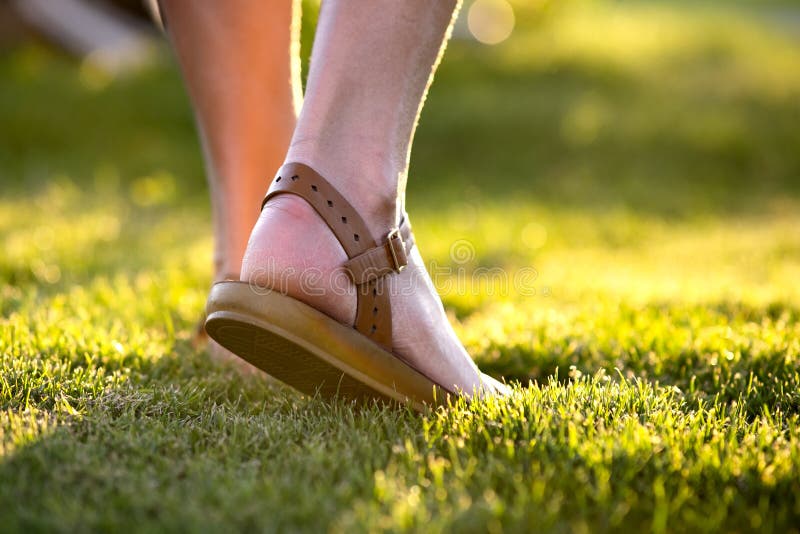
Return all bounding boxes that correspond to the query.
[204,163,459,410]
[193,273,241,348]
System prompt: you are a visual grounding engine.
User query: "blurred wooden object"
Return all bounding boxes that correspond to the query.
[10,0,159,72]
[0,2,29,47]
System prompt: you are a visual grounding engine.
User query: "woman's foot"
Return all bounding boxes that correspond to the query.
[241,192,505,396]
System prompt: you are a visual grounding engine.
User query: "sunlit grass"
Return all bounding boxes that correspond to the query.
[2,1,800,532]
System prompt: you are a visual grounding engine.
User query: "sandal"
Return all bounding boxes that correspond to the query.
[193,273,241,348]
[204,163,463,410]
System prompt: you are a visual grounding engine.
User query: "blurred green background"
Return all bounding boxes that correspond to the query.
[2,0,800,531]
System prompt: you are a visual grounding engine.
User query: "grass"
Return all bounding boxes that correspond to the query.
[2,1,800,531]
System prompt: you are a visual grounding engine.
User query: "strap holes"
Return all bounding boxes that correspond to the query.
[370,325,377,334]
[327,200,334,207]
[341,216,347,224]
[291,175,299,181]
[372,287,377,296]
[372,306,378,315]
[311,185,318,192]
[276,176,282,182]
[354,234,360,242]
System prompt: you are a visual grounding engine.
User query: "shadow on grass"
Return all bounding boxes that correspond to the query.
[0,340,423,532]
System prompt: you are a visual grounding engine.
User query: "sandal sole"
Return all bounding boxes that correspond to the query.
[204,281,445,411]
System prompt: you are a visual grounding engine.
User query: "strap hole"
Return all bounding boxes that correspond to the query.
[372,288,377,296]
[341,216,347,224]
[370,325,377,334]
[327,200,333,207]
[276,176,282,182]
[311,185,318,192]
[291,175,299,181]
[354,234,360,242]
[372,307,378,315]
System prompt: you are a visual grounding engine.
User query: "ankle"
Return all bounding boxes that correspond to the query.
[284,142,403,233]
[212,225,249,281]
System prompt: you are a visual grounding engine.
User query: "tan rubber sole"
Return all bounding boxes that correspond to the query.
[204,281,447,411]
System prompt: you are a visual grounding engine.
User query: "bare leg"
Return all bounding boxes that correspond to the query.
[161,0,298,369]
[243,0,500,393]
[160,0,299,280]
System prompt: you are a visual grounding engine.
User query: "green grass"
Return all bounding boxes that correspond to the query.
[3,1,800,532]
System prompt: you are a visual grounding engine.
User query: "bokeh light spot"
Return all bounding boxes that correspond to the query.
[521,221,548,250]
[130,171,177,207]
[468,0,515,46]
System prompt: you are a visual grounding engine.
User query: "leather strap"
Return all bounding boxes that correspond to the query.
[343,222,414,285]
[262,163,414,351]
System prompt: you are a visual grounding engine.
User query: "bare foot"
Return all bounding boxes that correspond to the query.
[241,194,506,397]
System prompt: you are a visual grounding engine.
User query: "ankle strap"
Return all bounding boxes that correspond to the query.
[262,163,414,351]
[343,223,414,285]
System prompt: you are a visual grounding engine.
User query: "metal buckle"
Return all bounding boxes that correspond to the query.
[386,228,407,272]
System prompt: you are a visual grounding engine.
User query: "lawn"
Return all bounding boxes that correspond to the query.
[2,1,800,532]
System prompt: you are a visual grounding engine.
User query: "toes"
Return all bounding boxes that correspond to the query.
[479,373,511,397]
